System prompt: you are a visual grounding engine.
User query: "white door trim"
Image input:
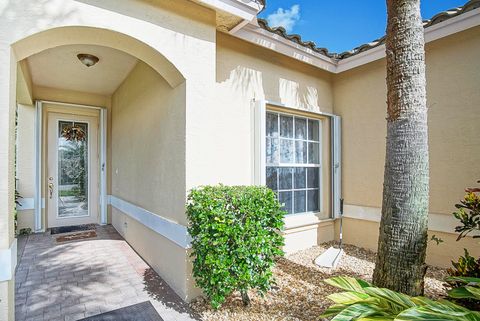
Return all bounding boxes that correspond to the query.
[34,101,43,232]
[34,100,108,231]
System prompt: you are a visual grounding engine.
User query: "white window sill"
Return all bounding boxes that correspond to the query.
[284,212,334,230]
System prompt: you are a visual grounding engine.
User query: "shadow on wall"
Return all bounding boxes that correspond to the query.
[0,0,214,48]
[143,268,201,320]
[216,33,333,112]
[0,0,79,37]
[217,66,325,112]
[76,0,215,42]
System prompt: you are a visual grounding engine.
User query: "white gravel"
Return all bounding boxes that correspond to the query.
[190,242,448,321]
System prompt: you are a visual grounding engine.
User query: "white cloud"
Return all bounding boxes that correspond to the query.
[266,4,300,33]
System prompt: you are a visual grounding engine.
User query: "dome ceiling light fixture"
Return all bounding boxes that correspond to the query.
[77,53,99,67]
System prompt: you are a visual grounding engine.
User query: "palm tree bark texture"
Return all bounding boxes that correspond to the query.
[372,0,429,296]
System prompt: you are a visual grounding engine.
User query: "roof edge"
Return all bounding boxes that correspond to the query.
[230,3,480,74]
[257,0,480,60]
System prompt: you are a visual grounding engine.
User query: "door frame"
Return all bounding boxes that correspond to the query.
[34,100,107,232]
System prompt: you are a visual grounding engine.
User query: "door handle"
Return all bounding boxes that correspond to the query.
[48,182,54,199]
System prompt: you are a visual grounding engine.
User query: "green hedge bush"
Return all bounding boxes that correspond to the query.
[187,185,285,308]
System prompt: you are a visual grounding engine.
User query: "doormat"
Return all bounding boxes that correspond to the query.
[50,223,96,235]
[56,231,97,242]
[78,301,164,321]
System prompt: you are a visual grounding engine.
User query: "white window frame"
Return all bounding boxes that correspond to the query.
[265,111,323,215]
[254,100,342,219]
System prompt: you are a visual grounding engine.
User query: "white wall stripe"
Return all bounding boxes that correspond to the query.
[109,195,191,249]
[343,204,477,235]
[0,239,17,282]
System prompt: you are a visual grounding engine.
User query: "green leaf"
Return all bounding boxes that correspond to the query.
[364,287,416,310]
[448,286,476,299]
[321,304,348,317]
[325,277,372,293]
[187,185,285,308]
[330,303,386,321]
[327,291,373,305]
[445,276,480,284]
[465,286,480,299]
[410,296,436,306]
[322,276,480,321]
[395,306,473,321]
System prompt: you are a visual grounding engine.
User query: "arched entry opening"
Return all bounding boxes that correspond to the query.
[10,26,193,318]
[13,26,185,88]
[13,26,185,232]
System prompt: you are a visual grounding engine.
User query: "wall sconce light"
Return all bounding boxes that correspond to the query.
[77,53,99,67]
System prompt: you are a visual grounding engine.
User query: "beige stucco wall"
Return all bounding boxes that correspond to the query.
[112,209,200,300]
[110,60,194,298]
[0,50,17,321]
[192,32,334,189]
[333,26,480,266]
[338,218,480,268]
[111,61,186,225]
[16,104,35,230]
[6,2,480,319]
[4,0,215,311]
[214,33,335,248]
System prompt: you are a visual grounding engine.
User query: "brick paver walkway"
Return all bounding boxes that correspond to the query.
[15,225,199,321]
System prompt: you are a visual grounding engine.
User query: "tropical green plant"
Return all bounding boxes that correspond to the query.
[18,228,32,236]
[187,185,285,309]
[15,189,22,206]
[447,274,480,311]
[453,191,480,241]
[447,277,480,302]
[321,276,480,321]
[446,185,480,309]
[448,249,480,279]
[429,234,444,246]
[14,189,22,234]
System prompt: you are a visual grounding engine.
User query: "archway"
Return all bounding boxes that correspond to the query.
[10,25,191,317]
[12,26,185,88]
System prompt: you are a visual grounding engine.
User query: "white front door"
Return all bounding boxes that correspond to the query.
[46,112,99,228]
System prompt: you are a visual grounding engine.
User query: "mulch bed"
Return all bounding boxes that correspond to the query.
[190,243,448,321]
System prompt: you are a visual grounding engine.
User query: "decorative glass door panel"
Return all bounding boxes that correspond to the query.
[58,121,89,218]
[47,111,99,228]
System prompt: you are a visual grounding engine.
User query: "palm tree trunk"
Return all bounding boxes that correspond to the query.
[372,0,429,296]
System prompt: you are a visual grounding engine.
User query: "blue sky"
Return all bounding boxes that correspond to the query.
[259,0,468,53]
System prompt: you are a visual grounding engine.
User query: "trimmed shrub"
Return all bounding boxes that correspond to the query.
[187,185,285,309]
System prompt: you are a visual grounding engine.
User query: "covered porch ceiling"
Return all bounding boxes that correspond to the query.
[24,44,138,97]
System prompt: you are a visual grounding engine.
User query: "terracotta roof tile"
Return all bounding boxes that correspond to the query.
[257,0,480,60]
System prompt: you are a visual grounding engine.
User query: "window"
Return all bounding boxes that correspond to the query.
[265,111,321,215]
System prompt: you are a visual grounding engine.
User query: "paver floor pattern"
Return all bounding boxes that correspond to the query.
[15,225,198,321]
